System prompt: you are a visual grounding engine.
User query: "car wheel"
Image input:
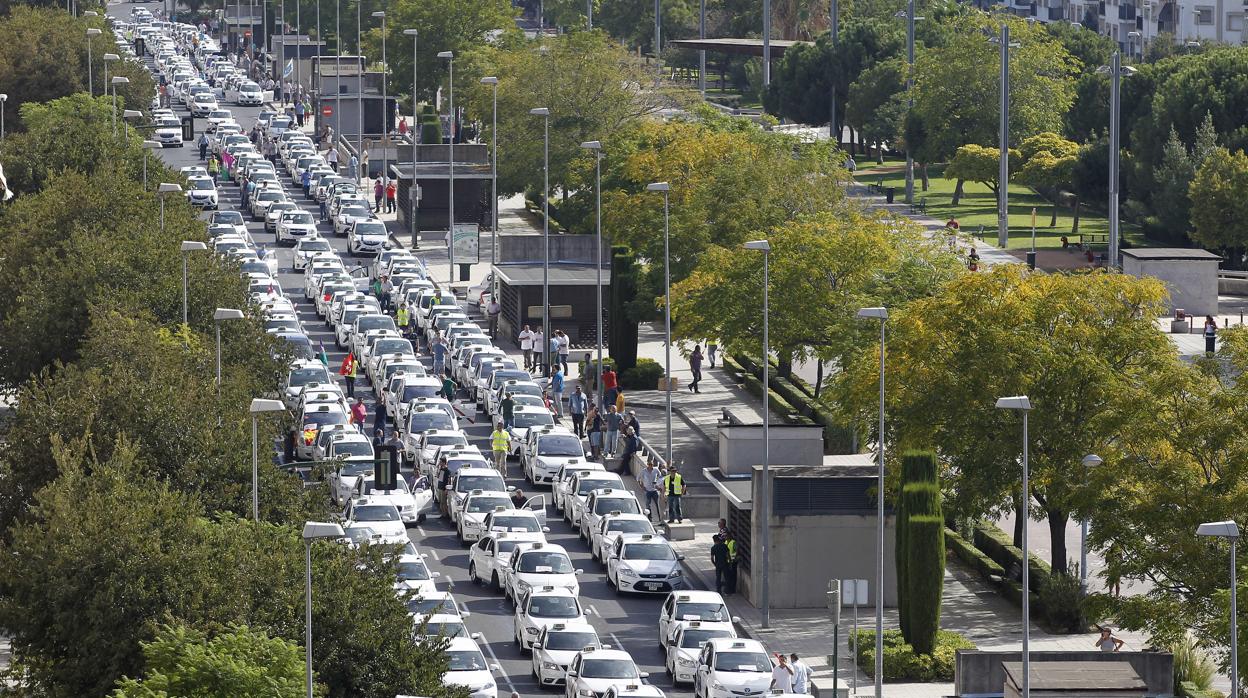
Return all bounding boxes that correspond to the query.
[491,572,500,591]
[469,562,479,584]
[514,629,521,646]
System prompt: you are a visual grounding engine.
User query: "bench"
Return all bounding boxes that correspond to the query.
[910,197,927,215]
[1078,233,1108,248]
[867,176,885,194]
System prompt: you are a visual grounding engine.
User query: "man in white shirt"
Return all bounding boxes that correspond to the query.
[531,328,545,375]
[789,653,811,695]
[518,325,535,370]
[770,653,794,693]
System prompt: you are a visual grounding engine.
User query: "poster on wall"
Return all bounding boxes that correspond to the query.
[451,223,480,264]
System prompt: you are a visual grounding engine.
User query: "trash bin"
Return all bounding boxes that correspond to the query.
[1026,251,1037,270]
[885,187,895,204]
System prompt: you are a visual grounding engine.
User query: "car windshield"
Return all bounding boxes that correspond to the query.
[578,478,622,496]
[344,526,375,543]
[607,520,654,535]
[374,339,414,356]
[509,384,544,398]
[397,560,431,581]
[623,542,674,561]
[406,597,457,616]
[419,621,467,638]
[496,540,523,556]
[402,384,440,401]
[341,462,373,477]
[492,371,531,388]
[466,496,511,513]
[514,412,555,429]
[342,205,369,217]
[352,505,401,522]
[283,212,315,225]
[425,435,465,448]
[360,478,410,495]
[545,631,599,651]
[445,650,487,671]
[304,410,348,426]
[213,211,243,225]
[595,498,640,516]
[456,474,506,494]
[714,651,772,673]
[333,442,374,458]
[357,316,395,333]
[408,412,454,432]
[355,222,386,236]
[528,596,580,618]
[675,602,730,622]
[300,240,332,253]
[190,179,215,190]
[489,515,540,532]
[290,366,330,387]
[581,659,638,679]
[680,629,734,649]
[516,551,574,574]
[538,436,583,457]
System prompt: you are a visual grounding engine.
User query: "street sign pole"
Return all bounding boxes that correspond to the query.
[827,580,841,697]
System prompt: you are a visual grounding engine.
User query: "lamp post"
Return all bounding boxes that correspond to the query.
[530,108,551,363]
[1,94,8,141]
[373,11,388,190]
[157,182,182,234]
[335,0,340,142]
[441,51,456,282]
[122,109,142,141]
[699,0,706,97]
[1097,53,1136,269]
[582,141,604,408]
[992,26,1019,248]
[646,182,674,470]
[406,29,421,248]
[110,76,130,137]
[142,140,161,189]
[356,0,362,163]
[856,306,888,693]
[1079,454,1102,596]
[763,0,771,86]
[213,307,246,386]
[102,53,119,96]
[302,521,345,698]
[996,395,1033,698]
[87,28,102,97]
[1196,520,1240,698]
[896,4,921,202]
[588,0,593,29]
[180,241,208,325]
[482,77,499,265]
[747,240,773,629]
[249,398,286,521]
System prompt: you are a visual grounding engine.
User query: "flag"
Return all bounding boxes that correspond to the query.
[282,59,294,78]
[317,342,329,367]
[338,353,355,376]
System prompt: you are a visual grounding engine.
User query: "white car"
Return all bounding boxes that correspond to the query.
[351,474,431,525]
[189,91,218,116]
[507,406,557,454]
[236,80,263,105]
[410,429,469,471]
[405,590,470,639]
[531,624,604,688]
[504,542,581,601]
[565,472,626,528]
[513,586,589,650]
[554,462,606,514]
[580,488,645,540]
[604,684,666,698]
[209,210,248,238]
[522,427,588,486]
[328,460,376,506]
[394,553,440,597]
[448,468,509,524]
[184,175,218,209]
[564,648,649,698]
[276,210,318,245]
[468,530,548,591]
[692,638,774,698]
[153,116,183,147]
[457,491,516,544]
[605,534,686,595]
[657,591,737,652]
[292,237,335,271]
[334,203,374,236]
[591,513,656,563]
[348,219,389,256]
[665,621,737,686]
[441,636,500,698]
[204,109,233,132]
[283,360,332,408]
[342,499,408,545]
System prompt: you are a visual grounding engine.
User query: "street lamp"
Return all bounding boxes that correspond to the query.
[110,76,130,137]
[1197,519,1240,698]
[122,109,142,140]
[142,141,161,189]
[102,53,119,94]
[582,141,604,408]
[249,398,286,521]
[482,77,499,265]
[1,94,8,141]
[1079,453,1102,596]
[180,241,208,325]
[404,28,420,249]
[213,308,246,386]
[857,306,888,695]
[647,181,674,473]
[894,6,922,202]
[996,394,1033,698]
[302,521,345,698]
[156,182,182,233]
[86,28,102,97]
[1096,53,1136,269]
[372,11,387,189]
[440,51,456,282]
[747,240,773,629]
[1127,30,1142,58]
[762,0,771,86]
[990,26,1019,249]
[532,107,551,364]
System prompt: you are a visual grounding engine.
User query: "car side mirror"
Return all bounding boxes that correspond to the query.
[566,672,578,678]
[731,616,741,624]
[531,642,542,649]
[542,526,551,533]
[575,569,583,575]
[471,632,483,641]
[430,571,441,578]
[507,486,516,492]
[676,555,685,562]
[640,672,650,680]
[489,664,501,674]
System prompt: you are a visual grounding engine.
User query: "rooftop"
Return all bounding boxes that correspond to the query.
[1002,661,1147,691]
[668,38,807,57]
[1121,248,1222,261]
[493,263,611,287]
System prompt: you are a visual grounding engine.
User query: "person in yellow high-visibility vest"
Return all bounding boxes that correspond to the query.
[396,303,410,338]
[490,421,511,474]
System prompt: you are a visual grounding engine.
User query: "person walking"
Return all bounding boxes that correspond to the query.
[441,373,456,402]
[789,654,811,695]
[577,352,595,395]
[198,132,210,159]
[518,325,535,370]
[550,367,565,417]
[500,391,516,429]
[373,396,389,433]
[688,344,704,393]
[348,153,359,182]
[770,653,794,693]
[361,150,370,180]
[614,387,626,415]
[491,421,510,473]
[487,298,501,339]
[1095,627,1125,652]
[617,426,639,475]
[396,302,410,337]
[711,534,730,594]
[431,335,448,377]
[604,405,622,457]
[339,352,357,398]
[373,178,384,213]
[602,365,619,408]
[207,155,220,180]
[624,410,640,437]
[662,465,686,523]
[1205,315,1218,355]
[301,168,312,197]
[707,341,718,368]
[386,179,397,213]
[384,429,404,470]
[639,459,661,522]
[555,330,570,375]
[724,530,738,593]
[548,334,561,379]
[568,386,588,437]
[294,99,305,126]
[350,397,367,427]
[587,405,604,462]
[327,146,339,172]
[531,327,546,375]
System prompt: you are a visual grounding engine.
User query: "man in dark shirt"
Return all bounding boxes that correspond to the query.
[500,392,516,429]
[711,534,730,594]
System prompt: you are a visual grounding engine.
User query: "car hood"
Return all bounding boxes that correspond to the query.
[514,572,578,593]
[618,559,679,577]
[525,615,589,634]
[713,674,772,694]
[344,520,407,540]
[441,670,494,691]
[537,455,583,471]
[369,492,418,509]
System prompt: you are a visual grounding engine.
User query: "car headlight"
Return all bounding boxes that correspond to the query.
[542,662,560,671]
[618,567,638,578]
[668,569,683,578]
[712,681,726,690]
[678,657,696,667]
[578,690,595,697]
[517,580,532,593]
[525,627,539,635]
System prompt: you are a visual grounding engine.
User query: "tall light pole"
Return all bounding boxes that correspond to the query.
[748,240,773,629]
[102,53,119,98]
[373,11,387,188]
[157,182,182,234]
[993,25,1018,249]
[482,77,499,265]
[1,94,8,142]
[531,107,551,360]
[249,398,285,521]
[897,3,919,202]
[335,0,340,141]
[302,521,345,698]
[213,308,246,386]
[654,0,661,70]
[1079,453,1102,596]
[1197,520,1240,698]
[763,0,771,86]
[857,306,888,692]
[86,28,102,97]
[647,182,673,469]
[829,0,838,145]
[587,0,593,29]
[122,110,141,141]
[582,141,604,408]
[406,29,421,248]
[294,0,300,95]
[356,0,362,165]
[110,76,129,137]
[996,395,1033,698]
[1098,53,1135,268]
[142,140,161,189]
[698,0,706,97]
[180,241,208,325]
[441,51,457,282]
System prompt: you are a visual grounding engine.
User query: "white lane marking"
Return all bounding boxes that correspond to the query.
[609,632,625,651]
[446,576,455,588]
[480,639,517,694]
[586,604,599,617]
[428,548,440,561]
[417,526,427,537]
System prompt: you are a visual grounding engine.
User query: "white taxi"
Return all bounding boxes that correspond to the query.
[531,624,604,687]
[441,636,500,698]
[664,621,737,686]
[565,472,625,528]
[457,494,516,544]
[692,638,774,698]
[513,586,589,650]
[393,553,440,597]
[521,426,588,486]
[564,647,649,698]
[469,530,548,591]
[405,590,471,640]
[590,513,656,563]
[657,591,737,651]
[504,542,581,601]
[580,488,644,540]
[605,533,686,595]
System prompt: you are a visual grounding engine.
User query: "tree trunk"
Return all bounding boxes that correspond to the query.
[1013,493,1025,549]
[951,179,965,206]
[1050,199,1059,228]
[1071,197,1081,234]
[921,163,930,191]
[814,361,824,398]
[777,352,792,379]
[1047,507,1070,576]
[876,141,884,164]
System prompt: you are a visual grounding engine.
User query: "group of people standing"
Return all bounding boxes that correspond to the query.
[516,325,573,377]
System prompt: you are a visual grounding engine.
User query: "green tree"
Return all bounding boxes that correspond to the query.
[1189,147,1248,262]
[846,58,905,161]
[112,624,311,698]
[1015,132,1079,228]
[943,144,1016,205]
[1151,117,1218,243]
[596,0,697,53]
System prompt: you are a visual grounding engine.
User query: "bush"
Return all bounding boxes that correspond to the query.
[1038,562,1087,632]
[907,516,946,655]
[620,358,663,390]
[1179,681,1224,698]
[852,629,975,681]
[1173,636,1217,695]
[946,527,1006,580]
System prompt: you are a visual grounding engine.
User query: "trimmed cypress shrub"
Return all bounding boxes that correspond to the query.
[906,515,946,655]
[896,451,940,639]
[608,247,638,372]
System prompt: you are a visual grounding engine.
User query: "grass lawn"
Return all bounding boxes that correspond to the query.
[855,166,1151,251]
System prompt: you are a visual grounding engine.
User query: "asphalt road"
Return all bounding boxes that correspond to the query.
[114,8,699,694]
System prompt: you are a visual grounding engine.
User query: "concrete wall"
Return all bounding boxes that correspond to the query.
[500,234,609,265]
[1123,257,1219,316]
[954,651,1174,698]
[718,425,826,476]
[1219,275,1248,296]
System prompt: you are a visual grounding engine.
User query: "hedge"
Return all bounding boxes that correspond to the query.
[972,522,1055,597]
[620,358,662,390]
[1179,681,1224,698]
[945,527,1006,580]
[730,353,856,452]
[721,355,808,424]
[852,629,975,681]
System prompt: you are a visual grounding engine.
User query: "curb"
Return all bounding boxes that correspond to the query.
[627,399,716,445]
